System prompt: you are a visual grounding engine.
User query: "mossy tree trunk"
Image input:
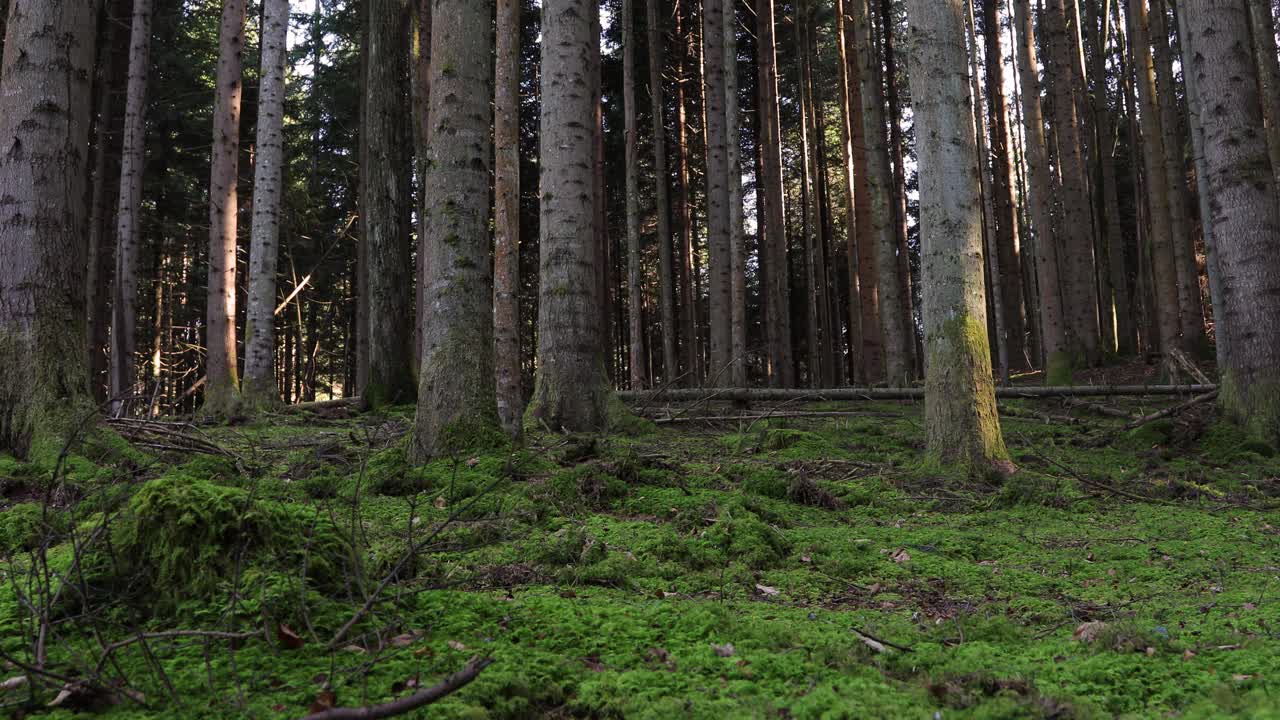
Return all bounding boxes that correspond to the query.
[1011,0,1072,384]
[0,0,97,457]
[528,0,614,432]
[412,0,500,459]
[242,0,288,411]
[906,0,1013,475]
[363,0,416,408]
[204,0,248,417]
[1181,0,1280,445]
[494,0,522,438]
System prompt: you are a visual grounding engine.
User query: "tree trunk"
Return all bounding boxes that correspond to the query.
[701,0,733,384]
[905,0,1013,474]
[981,0,1028,370]
[242,0,288,411]
[849,0,912,385]
[356,4,371,396]
[1181,0,1280,444]
[757,0,794,387]
[528,0,615,431]
[1045,0,1101,365]
[648,0,679,387]
[412,0,499,458]
[1246,0,1280,193]
[843,7,883,383]
[676,0,699,384]
[364,0,415,407]
[1011,0,1072,383]
[204,0,248,417]
[834,0,862,384]
[724,0,748,387]
[412,0,432,369]
[796,0,822,387]
[1149,0,1205,354]
[1126,0,1182,356]
[0,0,97,456]
[494,0,521,438]
[623,0,646,389]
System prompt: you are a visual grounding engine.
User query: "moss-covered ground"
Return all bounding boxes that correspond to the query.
[1,392,1278,718]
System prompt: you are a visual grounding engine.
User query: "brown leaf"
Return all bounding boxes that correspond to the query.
[754,584,780,597]
[277,623,306,650]
[712,643,736,657]
[446,640,468,651]
[309,690,337,714]
[1072,621,1108,643]
[890,548,911,564]
[388,631,423,648]
[434,496,448,509]
[466,457,481,467]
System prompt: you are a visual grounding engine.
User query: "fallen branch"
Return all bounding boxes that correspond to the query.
[1061,398,1136,420]
[1124,391,1219,431]
[619,385,1217,403]
[851,626,913,654]
[299,657,492,720]
[284,397,363,414]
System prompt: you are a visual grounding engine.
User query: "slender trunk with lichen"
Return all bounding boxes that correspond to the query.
[529,0,616,431]
[204,0,248,417]
[412,0,501,459]
[757,0,794,388]
[850,0,912,385]
[906,0,1013,474]
[835,0,864,383]
[796,0,822,387]
[648,0,679,386]
[1011,0,1072,383]
[879,0,919,376]
[364,0,416,408]
[242,0,287,411]
[495,0,521,438]
[1181,0,1280,445]
[0,0,97,458]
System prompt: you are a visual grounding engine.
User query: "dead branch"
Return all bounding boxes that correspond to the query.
[298,657,492,720]
[619,385,1217,403]
[1061,398,1136,420]
[1123,391,1220,431]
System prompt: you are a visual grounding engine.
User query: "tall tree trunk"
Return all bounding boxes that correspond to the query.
[1045,0,1101,365]
[1181,0,1280,444]
[412,0,431,368]
[204,0,248,416]
[0,0,97,456]
[1127,0,1182,356]
[906,0,1013,474]
[364,0,415,407]
[843,6,883,383]
[242,0,287,410]
[757,0,794,387]
[878,0,919,375]
[623,0,646,389]
[849,0,912,384]
[676,0,699,383]
[981,0,1028,370]
[412,0,499,458]
[724,0,747,387]
[529,0,616,430]
[1011,0,1072,383]
[494,0,521,437]
[1247,0,1280,193]
[1150,0,1205,354]
[356,4,371,396]
[835,0,862,383]
[796,0,822,387]
[701,0,733,383]
[648,0,679,387]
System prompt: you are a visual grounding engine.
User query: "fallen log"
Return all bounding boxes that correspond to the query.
[619,385,1217,403]
[1124,391,1220,431]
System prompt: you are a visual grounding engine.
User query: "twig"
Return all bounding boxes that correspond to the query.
[850,626,913,653]
[1123,391,1219,431]
[298,657,493,720]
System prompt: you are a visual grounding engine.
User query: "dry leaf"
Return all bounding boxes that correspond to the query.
[447,640,468,651]
[388,631,423,648]
[1182,649,1196,660]
[712,643,736,657]
[890,548,911,564]
[341,644,367,654]
[277,623,306,650]
[754,584,780,596]
[309,689,337,713]
[1072,621,1108,643]
[0,676,28,692]
[434,496,448,509]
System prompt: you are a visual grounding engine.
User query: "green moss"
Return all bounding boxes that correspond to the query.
[924,314,1011,474]
[1220,370,1280,446]
[0,502,63,553]
[1045,350,1075,386]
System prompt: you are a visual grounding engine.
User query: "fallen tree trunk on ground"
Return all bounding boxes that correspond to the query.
[619,385,1218,403]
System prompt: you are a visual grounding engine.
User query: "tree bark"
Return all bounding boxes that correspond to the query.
[1246,0,1280,193]
[675,0,700,384]
[364,0,416,407]
[1149,0,1205,354]
[849,0,912,385]
[412,0,499,458]
[648,0,679,387]
[724,0,747,388]
[796,0,822,387]
[204,0,248,417]
[528,0,616,431]
[0,0,97,456]
[1011,0,1072,383]
[1126,0,1182,356]
[412,0,431,369]
[494,0,521,438]
[981,0,1028,370]
[701,0,733,384]
[757,0,794,387]
[906,0,1013,473]
[623,0,646,389]
[1180,0,1280,444]
[242,0,288,411]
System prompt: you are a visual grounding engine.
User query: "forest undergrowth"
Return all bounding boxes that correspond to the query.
[1,376,1278,718]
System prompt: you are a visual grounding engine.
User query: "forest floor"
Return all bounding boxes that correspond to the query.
[2,366,1279,718]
